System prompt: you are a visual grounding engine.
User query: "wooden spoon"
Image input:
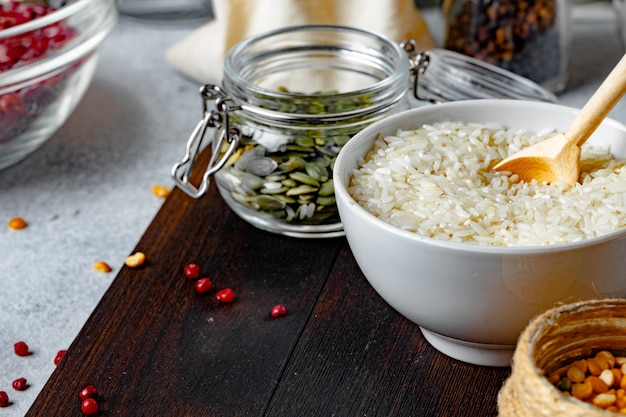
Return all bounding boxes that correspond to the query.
[493,54,626,186]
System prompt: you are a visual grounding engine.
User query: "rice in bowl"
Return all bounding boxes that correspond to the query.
[348,121,626,246]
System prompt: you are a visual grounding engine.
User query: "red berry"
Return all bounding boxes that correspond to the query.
[215,288,235,303]
[0,391,9,407]
[81,398,98,415]
[12,378,27,391]
[14,341,30,356]
[0,2,73,70]
[0,1,77,141]
[79,385,97,400]
[183,263,201,279]
[271,304,288,317]
[54,349,67,365]
[195,277,213,294]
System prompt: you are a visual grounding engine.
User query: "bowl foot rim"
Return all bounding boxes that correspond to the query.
[420,327,514,367]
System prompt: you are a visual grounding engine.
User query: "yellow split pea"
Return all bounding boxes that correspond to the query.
[151,185,170,199]
[93,261,112,273]
[125,252,146,268]
[549,350,626,412]
[8,217,27,230]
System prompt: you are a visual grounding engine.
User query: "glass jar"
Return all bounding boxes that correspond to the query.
[443,0,572,93]
[172,25,557,239]
[615,0,626,50]
[115,0,212,21]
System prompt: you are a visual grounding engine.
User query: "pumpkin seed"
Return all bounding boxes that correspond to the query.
[277,194,297,204]
[289,171,320,187]
[318,180,334,197]
[286,144,315,153]
[310,156,330,168]
[333,135,351,146]
[295,136,315,148]
[286,184,318,196]
[243,156,278,177]
[261,186,289,195]
[304,162,329,182]
[277,156,306,173]
[239,172,266,191]
[252,195,286,211]
[316,196,335,206]
[297,195,314,204]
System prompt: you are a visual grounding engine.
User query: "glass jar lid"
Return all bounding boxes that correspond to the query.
[405,46,558,103]
[221,25,411,126]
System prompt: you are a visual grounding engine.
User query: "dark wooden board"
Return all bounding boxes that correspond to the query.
[26,158,510,416]
[266,246,510,416]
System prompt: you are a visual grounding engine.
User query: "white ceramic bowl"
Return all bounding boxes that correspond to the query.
[333,100,626,367]
[0,0,117,170]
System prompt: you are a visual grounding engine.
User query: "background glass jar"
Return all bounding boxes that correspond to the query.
[615,0,626,49]
[115,0,212,21]
[172,25,557,239]
[442,0,572,93]
[173,26,412,238]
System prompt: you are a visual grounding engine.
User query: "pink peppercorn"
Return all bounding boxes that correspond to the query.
[0,2,75,71]
[183,263,201,279]
[54,349,67,365]
[79,385,97,400]
[271,304,288,317]
[215,288,235,303]
[81,398,98,415]
[0,391,9,407]
[14,341,30,356]
[12,378,27,391]
[195,277,213,294]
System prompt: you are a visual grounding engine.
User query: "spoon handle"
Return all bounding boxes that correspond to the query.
[566,53,626,147]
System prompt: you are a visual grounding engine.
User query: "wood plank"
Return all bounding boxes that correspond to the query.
[266,245,511,416]
[26,181,344,416]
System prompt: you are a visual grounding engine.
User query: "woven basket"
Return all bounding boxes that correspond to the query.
[498,299,626,416]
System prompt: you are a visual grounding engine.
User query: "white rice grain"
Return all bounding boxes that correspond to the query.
[348,121,626,246]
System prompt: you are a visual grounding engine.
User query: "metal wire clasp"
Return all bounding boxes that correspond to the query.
[171,85,241,198]
[400,39,432,103]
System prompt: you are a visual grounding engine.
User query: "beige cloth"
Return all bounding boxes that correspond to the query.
[166,0,434,84]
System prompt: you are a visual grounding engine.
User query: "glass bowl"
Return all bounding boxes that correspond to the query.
[0,0,117,170]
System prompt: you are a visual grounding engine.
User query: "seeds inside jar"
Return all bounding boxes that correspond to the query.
[548,350,626,412]
[216,87,374,226]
